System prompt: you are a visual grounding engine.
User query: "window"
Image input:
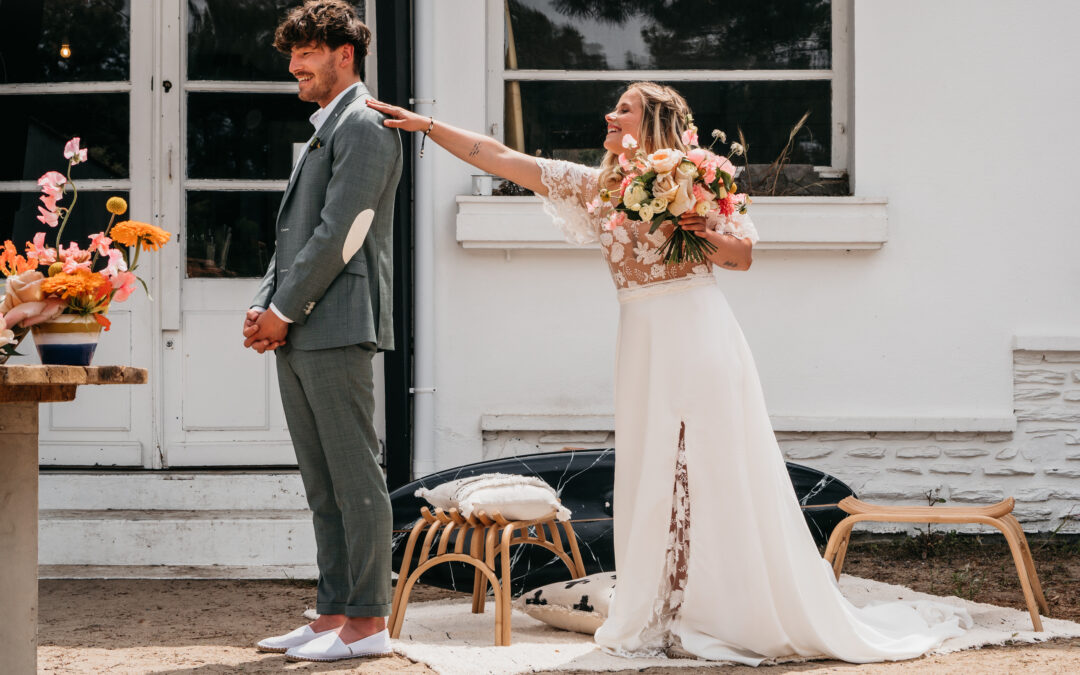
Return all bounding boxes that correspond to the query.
[0,0,132,246]
[488,0,851,191]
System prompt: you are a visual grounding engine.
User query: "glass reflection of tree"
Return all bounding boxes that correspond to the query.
[550,0,831,70]
[508,1,609,70]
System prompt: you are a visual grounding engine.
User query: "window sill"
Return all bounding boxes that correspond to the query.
[480,414,1016,434]
[456,195,888,251]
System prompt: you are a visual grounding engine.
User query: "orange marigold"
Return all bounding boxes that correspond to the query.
[111,220,171,251]
[41,268,110,301]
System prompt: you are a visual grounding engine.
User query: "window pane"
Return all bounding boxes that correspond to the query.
[510,80,831,167]
[0,191,131,251]
[187,0,366,81]
[508,0,831,70]
[186,191,280,278]
[187,93,314,180]
[0,94,130,181]
[0,0,130,83]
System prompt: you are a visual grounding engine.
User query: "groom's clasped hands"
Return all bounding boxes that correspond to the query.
[242,307,287,353]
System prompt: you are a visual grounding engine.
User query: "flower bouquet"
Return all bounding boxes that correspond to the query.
[0,137,171,365]
[597,119,750,265]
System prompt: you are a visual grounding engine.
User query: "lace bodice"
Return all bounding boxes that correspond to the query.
[535,158,759,295]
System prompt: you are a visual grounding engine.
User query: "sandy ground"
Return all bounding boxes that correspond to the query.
[38,538,1080,674]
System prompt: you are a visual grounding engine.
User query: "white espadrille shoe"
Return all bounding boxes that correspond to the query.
[284,628,393,662]
[255,624,334,653]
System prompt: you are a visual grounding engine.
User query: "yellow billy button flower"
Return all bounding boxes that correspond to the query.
[106,196,128,215]
[48,261,64,277]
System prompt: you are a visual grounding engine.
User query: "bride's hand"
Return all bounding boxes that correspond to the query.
[677,213,708,233]
[366,99,431,132]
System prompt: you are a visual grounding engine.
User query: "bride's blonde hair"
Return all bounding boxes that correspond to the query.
[598,82,695,191]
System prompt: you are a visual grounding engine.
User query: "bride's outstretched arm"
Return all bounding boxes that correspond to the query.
[366,99,547,196]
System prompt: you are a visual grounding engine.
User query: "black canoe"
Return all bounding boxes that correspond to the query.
[389,448,856,594]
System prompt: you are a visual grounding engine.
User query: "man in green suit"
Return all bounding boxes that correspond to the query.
[244,0,400,663]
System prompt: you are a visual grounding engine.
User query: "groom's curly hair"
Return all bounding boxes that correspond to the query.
[273,0,371,75]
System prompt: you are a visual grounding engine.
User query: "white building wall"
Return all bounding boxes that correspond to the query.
[424,1,1080,529]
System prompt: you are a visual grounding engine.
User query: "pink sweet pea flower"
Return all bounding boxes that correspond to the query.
[63,137,88,164]
[37,205,60,228]
[110,270,137,302]
[621,134,638,150]
[37,171,66,212]
[27,232,58,264]
[681,128,699,146]
[62,257,92,274]
[88,232,112,256]
[103,249,127,278]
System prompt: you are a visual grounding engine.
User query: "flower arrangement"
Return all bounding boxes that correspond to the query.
[593,118,750,265]
[0,137,171,360]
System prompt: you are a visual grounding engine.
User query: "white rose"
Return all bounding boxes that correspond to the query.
[694,199,711,216]
[668,174,696,216]
[647,149,684,174]
[622,183,648,209]
[649,197,668,213]
[638,204,656,221]
[0,328,15,348]
[652,171,679,201]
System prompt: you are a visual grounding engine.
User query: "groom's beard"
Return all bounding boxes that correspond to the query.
[298,62,339,105]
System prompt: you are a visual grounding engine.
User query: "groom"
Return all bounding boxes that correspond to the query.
[243,0,401,663]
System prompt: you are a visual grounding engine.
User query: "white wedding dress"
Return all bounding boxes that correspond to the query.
[535,158,972,665]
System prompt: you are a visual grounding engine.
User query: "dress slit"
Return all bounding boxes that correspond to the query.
[648,422,691,651]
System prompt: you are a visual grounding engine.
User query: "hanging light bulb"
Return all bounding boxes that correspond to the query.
[60,42,72,59]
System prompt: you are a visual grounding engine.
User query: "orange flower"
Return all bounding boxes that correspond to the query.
[1,240,37,277]
[110,220,171,251]
[40,268,110,301]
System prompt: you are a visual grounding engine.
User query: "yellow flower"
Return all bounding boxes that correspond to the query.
[106,197,128,215]
[48,262,65,277]
[111,220,172,251]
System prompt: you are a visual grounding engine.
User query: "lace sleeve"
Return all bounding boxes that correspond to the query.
[707,209,759,245]
[535,157,601,245]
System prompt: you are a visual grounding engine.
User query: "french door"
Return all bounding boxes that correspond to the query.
[0,0,381,468]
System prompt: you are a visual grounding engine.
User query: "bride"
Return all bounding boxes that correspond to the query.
[366,82,971,664]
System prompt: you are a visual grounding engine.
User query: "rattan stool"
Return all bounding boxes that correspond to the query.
[823,496,1049,631]
[389,507,586,646]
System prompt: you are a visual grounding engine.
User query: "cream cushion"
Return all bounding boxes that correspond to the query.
[414,473,571,522]
[514,572,616,635]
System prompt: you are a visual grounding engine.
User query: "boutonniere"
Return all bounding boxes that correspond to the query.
[308,137,322,152]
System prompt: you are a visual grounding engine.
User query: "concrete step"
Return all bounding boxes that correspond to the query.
[38,473,319,577]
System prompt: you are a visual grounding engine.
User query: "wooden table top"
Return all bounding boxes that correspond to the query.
[0,365,147,403]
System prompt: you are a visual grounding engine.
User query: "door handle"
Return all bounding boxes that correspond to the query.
[162,79,173,93]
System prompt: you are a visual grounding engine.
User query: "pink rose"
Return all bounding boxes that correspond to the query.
[647,149,684,174]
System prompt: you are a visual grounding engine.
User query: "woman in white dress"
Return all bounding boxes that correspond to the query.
[366,83,971,665]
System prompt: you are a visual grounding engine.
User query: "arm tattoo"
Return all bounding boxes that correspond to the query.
[722,261,739,268]
[468,142,481,158]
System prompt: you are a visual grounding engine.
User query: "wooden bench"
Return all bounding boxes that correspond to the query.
[389,507,586,646]
[823,496,1049,631]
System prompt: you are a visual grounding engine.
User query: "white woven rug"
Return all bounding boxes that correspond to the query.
[390,575,1080,675]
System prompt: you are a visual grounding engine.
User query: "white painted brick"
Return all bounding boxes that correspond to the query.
[1014,369,1067,385]
[943,447,990,458]
[860,487,939,501]
[1064,391,1080,403]
[847,447,886,459]
[981,432,1013,443]
[929,465,975,475]
[983,466,1036,476]
[1068,451,1080,460]
[774,432,813,441]
[1016,488,1080,502]
[888,467,923,475]
[897,446,941,459]
[1013,352,1045,365]
[815,432,873,441]
[537,432,610,444]
[1066,437,1080,447]
[1013,509,1054,522]
[950,489,1005,503]
[1044,352,1080,363]
[783,447,832,460]
[996,447,1019,460]
[1044,468,1080,478]
[874,432,931,441]
[1073,370,1080,384]
[934,432,981,442]
[1016,409,1080,423]
[1015,388,1060,402]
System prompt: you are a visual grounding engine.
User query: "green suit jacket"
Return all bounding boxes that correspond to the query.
[252,84,401,351]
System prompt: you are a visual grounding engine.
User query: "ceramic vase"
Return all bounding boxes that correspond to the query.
[30,314,103,366]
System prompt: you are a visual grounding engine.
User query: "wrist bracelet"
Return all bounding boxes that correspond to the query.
[420,117,435,157]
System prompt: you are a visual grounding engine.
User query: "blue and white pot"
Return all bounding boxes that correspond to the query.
[31,314,103,366]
